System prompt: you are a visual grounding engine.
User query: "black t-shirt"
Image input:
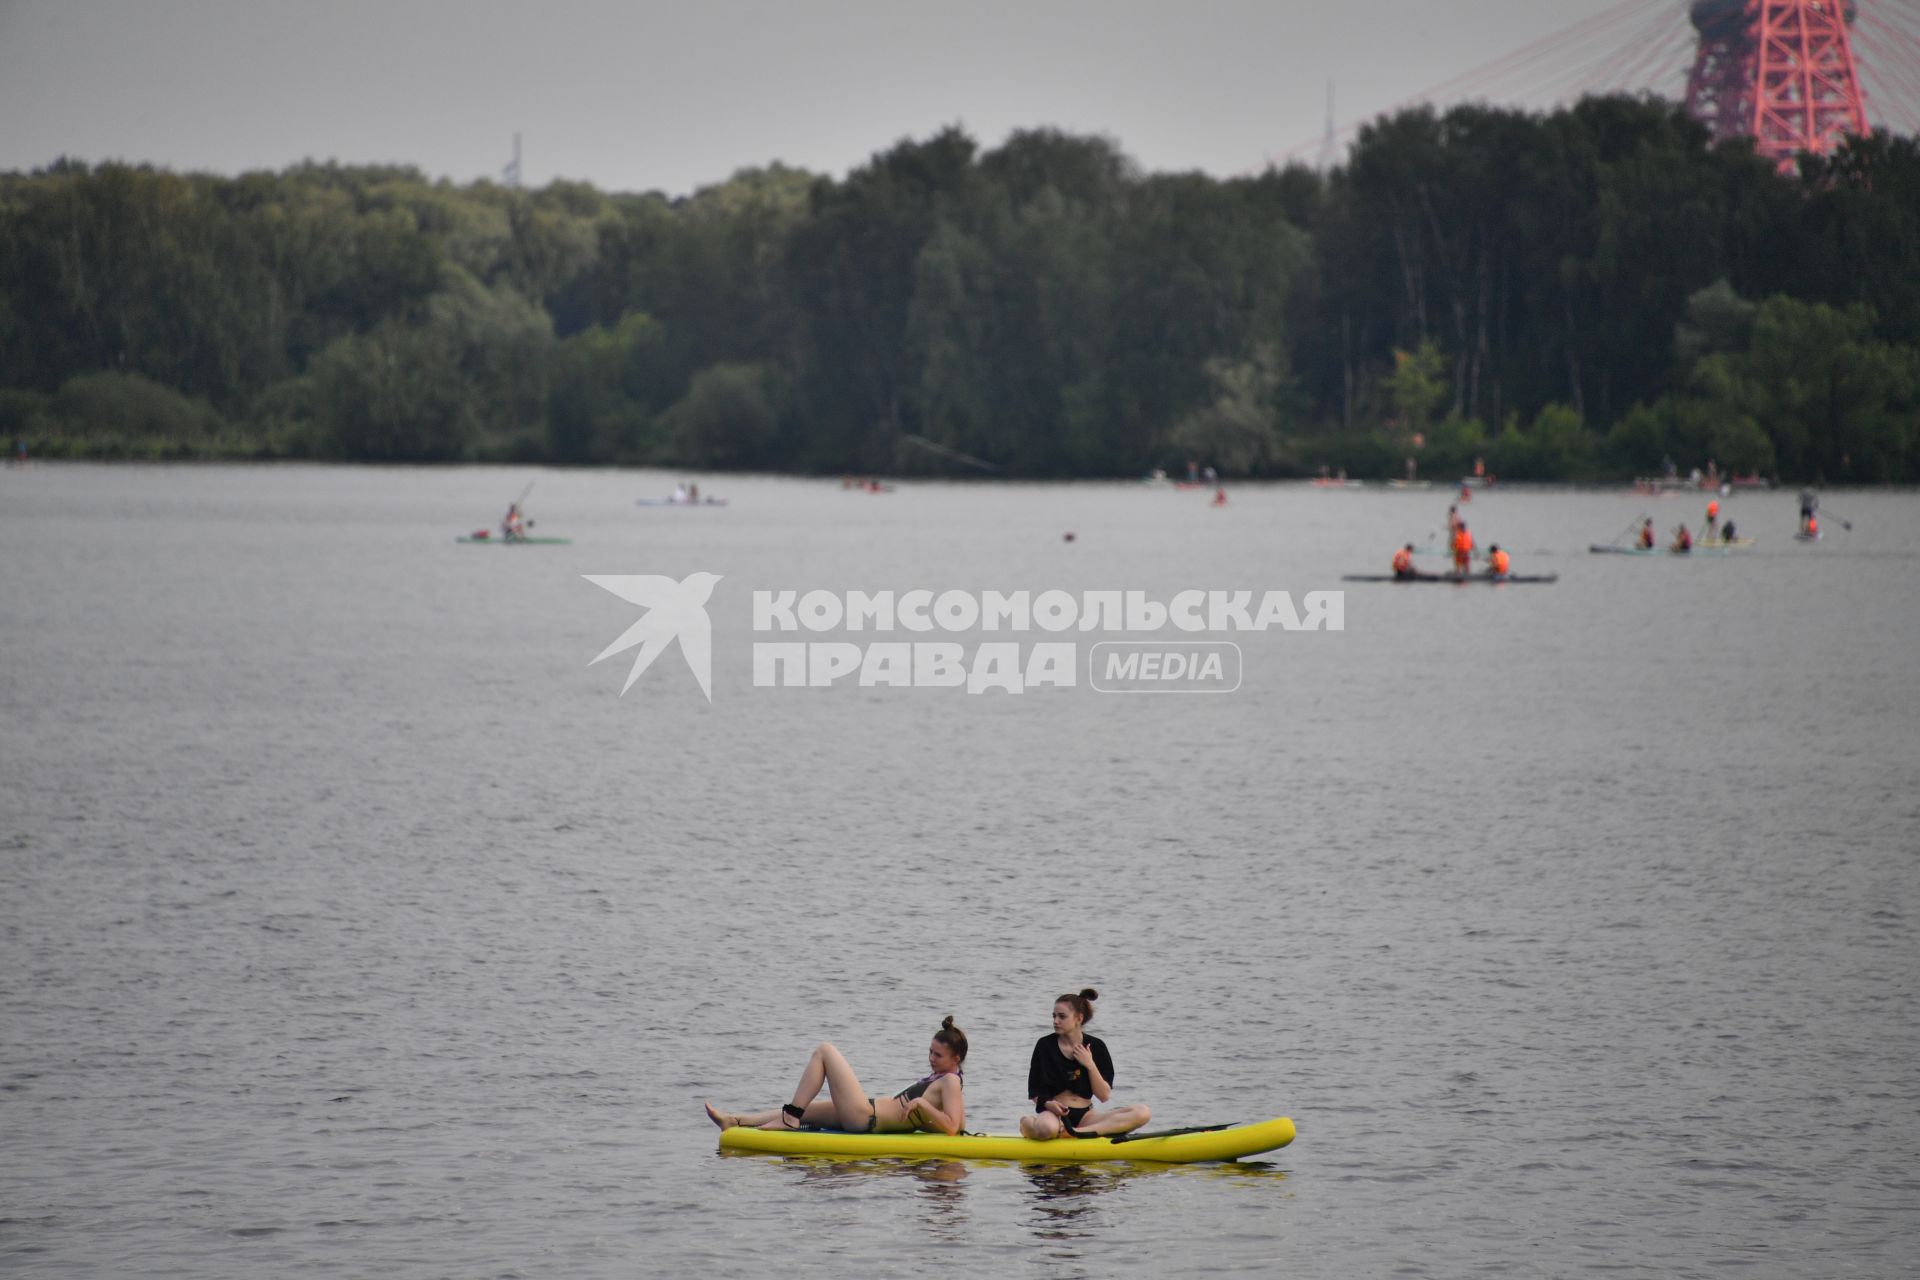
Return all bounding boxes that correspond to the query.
[1027,1034,1115,1109]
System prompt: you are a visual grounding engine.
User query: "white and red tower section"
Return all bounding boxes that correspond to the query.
[1685,1,1872,166]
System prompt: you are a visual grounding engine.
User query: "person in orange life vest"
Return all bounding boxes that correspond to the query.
[1451,522,1474,575]
[1638,517,1656,549]
[1487,545,1511,578]
[1705,499,1720,540]
[1806,514,1819,537]
[1672,523,1693,553]
[1393,544,1418,579]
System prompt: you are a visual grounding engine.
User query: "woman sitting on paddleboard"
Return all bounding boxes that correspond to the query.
[1020,989,1150,1139]
[704,1017,967,1135]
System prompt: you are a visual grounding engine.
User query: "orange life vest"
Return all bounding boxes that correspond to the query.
[1489,549,1510,575]
[1707,500,1719,518]
[1392,548,1414,574]
[1452,529,1473,555]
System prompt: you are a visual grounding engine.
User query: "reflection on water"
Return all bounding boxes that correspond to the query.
[744,1155,972,1238]
[1023,1162,1116,1238]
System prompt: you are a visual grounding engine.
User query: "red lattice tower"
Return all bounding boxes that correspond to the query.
[1685,1,1871,166]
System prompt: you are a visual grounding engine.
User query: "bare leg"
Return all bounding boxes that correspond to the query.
[752,1042,872,1130]
[1070,1104,1151,1135]
[1020,1111,1065,1140]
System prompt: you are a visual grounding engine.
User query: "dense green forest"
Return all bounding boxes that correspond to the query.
[3,96,1917,480]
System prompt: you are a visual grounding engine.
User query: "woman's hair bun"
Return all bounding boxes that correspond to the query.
[941,1015,956,1030]
[1079,988,1099,1003]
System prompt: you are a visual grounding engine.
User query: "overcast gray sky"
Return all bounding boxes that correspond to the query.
[0,0,1692,195]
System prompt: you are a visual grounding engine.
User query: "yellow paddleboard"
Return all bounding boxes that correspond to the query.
[718,1116,1294,1163]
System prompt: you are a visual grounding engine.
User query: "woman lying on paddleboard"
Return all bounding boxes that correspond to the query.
[705,1017,968,1135]
[1019,989,1150,1139]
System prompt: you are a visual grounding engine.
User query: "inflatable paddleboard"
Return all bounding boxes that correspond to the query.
[718,1116,1294,1163]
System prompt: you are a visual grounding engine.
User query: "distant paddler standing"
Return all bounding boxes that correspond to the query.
[1392,543,1418,580]
[1450,520,1475,576]
[1487,544,1510,579]
[1705,498,1721,540]
[1799,487,1819,534]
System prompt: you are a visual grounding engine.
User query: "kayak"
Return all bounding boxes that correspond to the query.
[1341,572,1558,584]
[718,1116,1295,1164]
[1697,537,1755,549]
[456,535,572,545]
[1795,531,1822,542]
[637,497,728,507]
[1386,479,1432,490]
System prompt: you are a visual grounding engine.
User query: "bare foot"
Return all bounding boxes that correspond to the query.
[705,1101,740,1129]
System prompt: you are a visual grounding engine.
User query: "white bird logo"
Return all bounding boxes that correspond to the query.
[583,572,723,699]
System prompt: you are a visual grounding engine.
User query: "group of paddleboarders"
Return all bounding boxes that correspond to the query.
[1391,506,1514,579]
[1670,499,1742,553]
[703,989,1151,1142]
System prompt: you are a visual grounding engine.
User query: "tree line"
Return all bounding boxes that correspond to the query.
[2,95,1916,480]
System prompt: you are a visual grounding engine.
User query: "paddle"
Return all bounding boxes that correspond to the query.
[1107,1122,1237,1144]
[1822,511,1854,531]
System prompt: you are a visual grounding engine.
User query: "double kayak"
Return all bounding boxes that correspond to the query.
[456,534,572,545]
[718,1116,1294,1163]
[1342,572,1558,584]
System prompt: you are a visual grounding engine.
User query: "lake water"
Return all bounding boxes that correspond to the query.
[3,464,1916,1277]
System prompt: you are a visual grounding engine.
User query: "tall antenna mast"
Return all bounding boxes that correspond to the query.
[1317,82,1340,171]
[503,132,522,188]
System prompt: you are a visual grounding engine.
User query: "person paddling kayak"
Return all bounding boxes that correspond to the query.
[704,1016,968,1136]
[1392,543,1418,580]
[1672,523,1693,553]
[501,503,528,541]
[1705,499,1720,540]
[1799,487,1819,534]
[1638,517,1656,549]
